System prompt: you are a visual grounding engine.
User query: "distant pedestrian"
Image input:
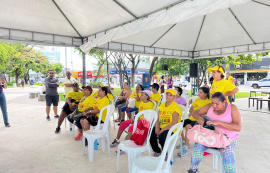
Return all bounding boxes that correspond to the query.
[202,81,209,88]
[21,80,25,89]
[159,75,166,94]
[63,71,77,98]
[45,70,60,121]
[167,76,174,89]
[0,76,10,127]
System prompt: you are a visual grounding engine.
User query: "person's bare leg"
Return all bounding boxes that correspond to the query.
[121,111,125,121]
[127,112,132,119]
[46,106,50,116]
[116,129,124,140]
[185,124,192,146]
[126,132,132,140]
[53,106,58,115]
[82,119,90,131]
[57,111,67,127]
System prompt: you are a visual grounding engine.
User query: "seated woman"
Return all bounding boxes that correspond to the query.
[150,83,161,110]
[55,83,84,134]
[150,89,182,157]
[68,86,96,140]
[174,87,187,106]
[177,87,211,157]
[80,87,110,131]
[105,86,115,103]
[114,82,132,122]
[92,84,104,99]
[119,84,144,124]
[188,92,241,173]
[110,90,154,154]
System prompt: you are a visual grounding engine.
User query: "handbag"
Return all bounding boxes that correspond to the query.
[130,118,150,146]
[187,125,232,148]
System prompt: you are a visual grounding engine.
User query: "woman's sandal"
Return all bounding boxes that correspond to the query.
[5,125,10,127]
[114,119,121,122]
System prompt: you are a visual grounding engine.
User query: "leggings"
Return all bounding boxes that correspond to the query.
[150,127,169,153]
[190,141,237,173]
[119,119,134,133]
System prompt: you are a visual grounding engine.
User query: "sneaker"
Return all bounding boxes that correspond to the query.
[177,146,188,157]
[115,150,126,155]
[110,139,120,148]
[46,116,51,121]
[188,169,198,173]
[54,115,59,118]
[75,133,83,140]
[176,141,186,149]
[55,127,61,134]
[153,152,161,157]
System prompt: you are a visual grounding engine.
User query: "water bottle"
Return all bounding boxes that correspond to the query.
[94,140,98,150]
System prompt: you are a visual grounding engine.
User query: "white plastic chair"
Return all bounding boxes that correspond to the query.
[82,104,115,162]
[151,100,157,110]
[160,93,166,105]
[116,110,158,173]
[132,122,183,173]
[109,99,116,129]
[184,96,199,120]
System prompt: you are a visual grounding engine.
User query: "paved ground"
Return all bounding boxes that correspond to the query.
[1,86,270,172]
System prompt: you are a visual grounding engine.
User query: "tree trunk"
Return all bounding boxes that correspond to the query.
[15,70,20,86]
[24,70,29,84]
[149,57,158,80]
[94,60,106,82]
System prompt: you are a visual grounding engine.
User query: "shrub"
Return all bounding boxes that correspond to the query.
[88,81,102,88]
[6,82,13,86]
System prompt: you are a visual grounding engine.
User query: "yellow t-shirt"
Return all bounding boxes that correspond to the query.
[66,91,84,102]
[159,101,182,130]
[137,101,154,119]
[130,92,141,108]
[210,79,237,102]
[150,93,161,110]
[107,93,115,103]
[78,95,96,112]
[93,91,98,97]
[93,96,110,122]
[189,98,211,121]
[227,76,234,84]
[63,77,77,95]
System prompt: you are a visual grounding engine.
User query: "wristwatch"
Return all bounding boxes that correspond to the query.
[89,110,92,114]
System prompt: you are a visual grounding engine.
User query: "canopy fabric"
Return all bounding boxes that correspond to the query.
[0,0,270,58]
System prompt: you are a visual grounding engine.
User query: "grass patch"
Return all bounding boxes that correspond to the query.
[234,92,261,99]
[59,93,65,102]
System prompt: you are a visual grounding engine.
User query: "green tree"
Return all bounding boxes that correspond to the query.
[52,62,64,74]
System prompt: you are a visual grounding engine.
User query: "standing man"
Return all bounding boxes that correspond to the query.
[45,70,60,121]
[226,73,234,103]
[63,71,77,98]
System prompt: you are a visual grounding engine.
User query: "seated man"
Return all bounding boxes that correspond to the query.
[55,83,83,134]
[110,90,154,155]
[92,84,103,99]
[68,86,96,140]
[150,83,161,110]
[119,84,144,124]
[150,89,181,158]
[80,87,110,131]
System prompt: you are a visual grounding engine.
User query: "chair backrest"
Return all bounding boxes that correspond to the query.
[156,123,183,171]
[109,99,114,105]
[178,104,186,121]
[182,90,189,100]
[132,110,158,147]
[113,95,118,101]
[184,96,198,119]
[95,104,115,131]
[159,93,166,105]
[151,100,157,110]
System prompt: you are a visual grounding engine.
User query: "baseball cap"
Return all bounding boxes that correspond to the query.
[141,90,152,97]
[150,83,159,91]
[207,66,225,74]
[97,84,104,87]
[82,86,92,90]
[165,89,176,96]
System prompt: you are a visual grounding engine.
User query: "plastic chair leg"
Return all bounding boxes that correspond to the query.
[101,138,106,152]
[70,122,72,131]
[213,154,218,170]
[83,136,86,155]
[128,151,135,173]
[88,137,94,162]
[116,148,120,173]
[107,135,110,158]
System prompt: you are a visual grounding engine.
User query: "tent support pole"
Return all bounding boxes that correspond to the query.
[229,8,256,44]
[151,24,176,47]
[82,38,86,86]
[193,15,206,51]
[252,0,270,7]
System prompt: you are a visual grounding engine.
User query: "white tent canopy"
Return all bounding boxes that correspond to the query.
[0,0,270,59]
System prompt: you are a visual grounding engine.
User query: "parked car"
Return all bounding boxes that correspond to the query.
[251,78,270,89]
[173,80,188,87]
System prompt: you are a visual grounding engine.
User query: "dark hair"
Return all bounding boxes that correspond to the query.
[211,92,226,102]
[49,69,54,72]
[175,87,183,96]
[199,87,210,99]
[124,82,129,86]
[143,92,150,101]
[204,81,207,83]
[138,84,144,90]
[152,83,159,91]
[217,66,225,79]
[101,87,108,96]
[105,86,112,94]
[161,76,164,79]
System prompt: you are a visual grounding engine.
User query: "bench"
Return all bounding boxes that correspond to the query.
[29,92,36,98]
[38,94,46,101]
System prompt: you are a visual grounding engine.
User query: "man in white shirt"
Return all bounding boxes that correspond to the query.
[63,71,77,98]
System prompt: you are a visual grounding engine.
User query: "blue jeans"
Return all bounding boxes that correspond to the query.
[0,92,9,126]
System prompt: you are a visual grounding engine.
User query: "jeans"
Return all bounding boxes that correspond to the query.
[0,92,9,126]
[67,115,83,130]
[190,141,237,173]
